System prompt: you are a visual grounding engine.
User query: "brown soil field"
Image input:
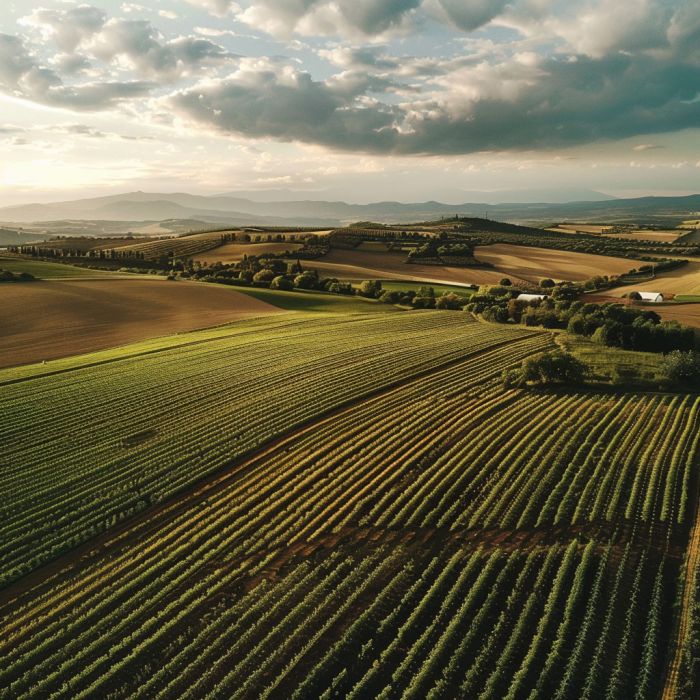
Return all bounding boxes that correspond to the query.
[194,241,304,264]
[0,278,283,369]
[474,243,645,282]
[306,249,508,287]
[603,230,683,243]
[551,224,614,234]
[606,262,700,297]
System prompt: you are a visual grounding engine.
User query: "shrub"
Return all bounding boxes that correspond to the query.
[520,351,587,385]
[358,280,382,298]
[294,271,319,290]
[253,269,276,283]
[435,293,468,310]
[659,351,700,386]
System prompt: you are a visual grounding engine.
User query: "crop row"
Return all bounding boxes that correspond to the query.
[0,312,537,585]
[0,318,691,697]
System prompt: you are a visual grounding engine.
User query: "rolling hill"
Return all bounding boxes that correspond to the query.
[1,192,698,228]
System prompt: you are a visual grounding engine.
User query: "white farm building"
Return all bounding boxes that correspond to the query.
[636,292,664,303]
[517,293,547,302]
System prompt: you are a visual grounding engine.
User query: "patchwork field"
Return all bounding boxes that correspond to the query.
[0,313,697,699]
[0,278,282,368]
[473,243,646,282]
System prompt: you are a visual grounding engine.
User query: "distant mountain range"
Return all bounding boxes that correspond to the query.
[0,191,698,229]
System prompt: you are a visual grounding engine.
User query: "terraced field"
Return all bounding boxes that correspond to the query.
[1,311,699,699]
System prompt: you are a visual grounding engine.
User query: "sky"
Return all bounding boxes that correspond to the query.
[0,0,699,205]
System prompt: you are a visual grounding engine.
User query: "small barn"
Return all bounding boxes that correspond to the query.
[637,292,664,303]
[517,293,547,302]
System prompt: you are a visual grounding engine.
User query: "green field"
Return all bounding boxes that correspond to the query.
[0,257,116,279]
[557,333,665,385]
[236,286,401,312]
[1,308,698,699]
[367,279,476,297]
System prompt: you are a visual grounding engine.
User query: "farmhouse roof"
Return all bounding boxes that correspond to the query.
[517,293,547,302]
[637,292,664,302]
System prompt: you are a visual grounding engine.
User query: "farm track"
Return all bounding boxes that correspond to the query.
[662,463,700,700]
[0,329,549,612]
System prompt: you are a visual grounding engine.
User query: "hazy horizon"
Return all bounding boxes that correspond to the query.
[1,1,699,206]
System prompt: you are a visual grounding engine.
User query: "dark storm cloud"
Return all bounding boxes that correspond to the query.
[170,50,700,155]
[171,65,400,150]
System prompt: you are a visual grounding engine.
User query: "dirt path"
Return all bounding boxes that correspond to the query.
[663,486,700,699]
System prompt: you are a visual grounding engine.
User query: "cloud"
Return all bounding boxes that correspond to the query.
[20,6,236,82]
[185,1,242,17]
[0,33,153,110]
[169,49,700,156]
[170,61,398,150]
[235,0,422,38]
[46,123,156,140]
[436,0,510,32]
[20,5,107,53]
[88,20,234,79]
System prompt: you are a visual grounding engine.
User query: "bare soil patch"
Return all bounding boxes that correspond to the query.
[0,278,283,368]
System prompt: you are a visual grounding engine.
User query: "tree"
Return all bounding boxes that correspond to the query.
[540,278,556,288]
[660,351,700,386]
[358,280,382,298]
[520,351,587,385]
[294,271,319,290]
[500,278,512,286]
[252,269,276,283]
[270,275,294,291]
[435,292,468,310]
[379,290,402,304]
[567,314,586,336]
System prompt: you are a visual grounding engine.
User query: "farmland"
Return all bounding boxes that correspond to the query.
[1,310,699,699]
[473,243,647,282]
[606,261,700,297]
[0,256,117,279]
[193,241,304,264]
[310,248,509,286]
[0,279,283,368]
